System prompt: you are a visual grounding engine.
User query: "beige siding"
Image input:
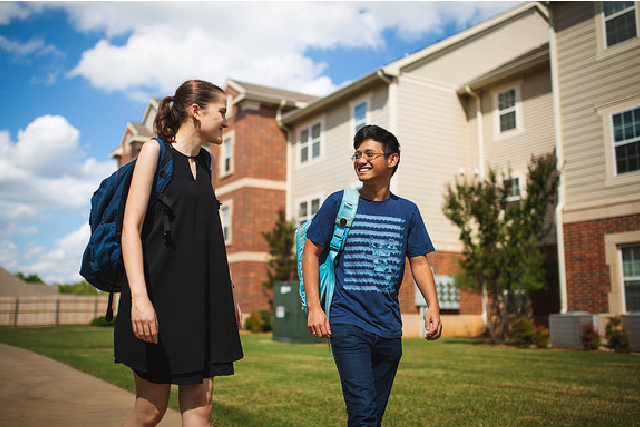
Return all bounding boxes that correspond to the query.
[392,8,549,250]
[287,3,551,250]
[402,8,549,87]
[395,78,469,250]
[554,2,640,218]
[480,68,554,172]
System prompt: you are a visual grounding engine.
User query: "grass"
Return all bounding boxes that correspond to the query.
[1,326,639,426]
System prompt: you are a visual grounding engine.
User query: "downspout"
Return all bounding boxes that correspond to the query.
[276,99,293,221]
[465,85,485,180]
[276,98,287,125]
[549,7,568,314]
[378,69,399,193]
[465,85,488,331]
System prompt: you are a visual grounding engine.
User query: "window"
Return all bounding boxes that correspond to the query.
[299,122,321,163]
[298,197,320,226]
[220,135,233,176]
[221,205,231,244]
[612,106,640,175]
[497,88,517,132]
[603,1,637,48]
[504,177,521,201]
[622,245,640,312]
[353,101,368,134]
[415,275,459,310]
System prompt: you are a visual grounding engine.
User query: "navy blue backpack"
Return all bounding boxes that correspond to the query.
[80,138,210,320]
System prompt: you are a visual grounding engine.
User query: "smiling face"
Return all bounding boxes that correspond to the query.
[353,138,398,184]
[197,98,228,145]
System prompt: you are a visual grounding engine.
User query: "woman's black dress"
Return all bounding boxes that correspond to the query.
[114,147,243,385]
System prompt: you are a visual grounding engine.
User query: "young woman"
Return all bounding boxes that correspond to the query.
[114,80,243,427]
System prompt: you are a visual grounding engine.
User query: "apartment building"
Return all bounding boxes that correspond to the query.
[281,2,552,336]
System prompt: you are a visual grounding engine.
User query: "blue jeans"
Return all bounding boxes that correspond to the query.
[331,324,402,427]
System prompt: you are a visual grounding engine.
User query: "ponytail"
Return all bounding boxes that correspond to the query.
[154,96,184,143]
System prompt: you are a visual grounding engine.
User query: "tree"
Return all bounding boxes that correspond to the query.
[57,280,103,296]
[261,209,298,297]
[15,272,45,284]
[443,153,559,341]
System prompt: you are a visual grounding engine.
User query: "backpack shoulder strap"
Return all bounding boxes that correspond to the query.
[328,189,360,253]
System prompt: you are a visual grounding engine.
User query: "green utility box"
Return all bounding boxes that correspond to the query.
[272,281,324,344]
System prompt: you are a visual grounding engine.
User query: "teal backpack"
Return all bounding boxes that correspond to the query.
[296,189,359,317]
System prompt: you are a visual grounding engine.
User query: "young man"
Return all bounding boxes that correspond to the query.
[302,124,442,427]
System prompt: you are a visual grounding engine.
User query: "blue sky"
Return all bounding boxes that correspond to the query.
[0,1,521,284]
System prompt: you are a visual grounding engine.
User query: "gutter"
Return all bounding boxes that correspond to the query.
[464,85,488,331]
[281,69,396,125]
[548,6,568,314]
[464,86,485,180]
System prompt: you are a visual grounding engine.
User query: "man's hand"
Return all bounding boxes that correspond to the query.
[308,306,331,338]
[424,307,442,340]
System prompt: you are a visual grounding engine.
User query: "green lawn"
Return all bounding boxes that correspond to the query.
[0,326,639,427]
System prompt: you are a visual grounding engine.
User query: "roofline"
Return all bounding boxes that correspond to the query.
[281,1,548,126]
[281,70,393,125]
[225,79,319,108]
[383,1,548,75]
[457,44,550,94]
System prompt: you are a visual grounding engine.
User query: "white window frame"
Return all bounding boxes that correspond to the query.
[598,98,640,187]
[619,244,640,313]
[605,231,640,314]
[351,98,370,135]
[495,87,519,134]
[219,131,234,178]
[502,174,524,202]
[220,200,232,245]
[296,195,322,226]
[297,121,322,165]
[415,275,460,310]
[610,105,640,177]
[602,1,638,49]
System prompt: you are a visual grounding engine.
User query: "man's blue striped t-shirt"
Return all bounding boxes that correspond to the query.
[307,190,435,338]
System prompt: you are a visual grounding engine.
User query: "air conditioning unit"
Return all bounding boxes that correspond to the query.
[549,313,598,349]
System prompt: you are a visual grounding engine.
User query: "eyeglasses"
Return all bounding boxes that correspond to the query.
[351,151,388,161]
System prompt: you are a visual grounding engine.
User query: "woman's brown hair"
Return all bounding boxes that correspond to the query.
[154,80,225,143]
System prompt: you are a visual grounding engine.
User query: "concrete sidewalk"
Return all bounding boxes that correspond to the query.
[0,343,183,426]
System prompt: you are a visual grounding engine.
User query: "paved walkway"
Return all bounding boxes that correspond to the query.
[0,343,183,426]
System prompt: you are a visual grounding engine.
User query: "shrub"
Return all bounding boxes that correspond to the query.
[581,324,600,350]
[533,325,550,348]
[512,316,535,347]
[244,312,265,334]
[604,316,631,354]
[259,309,272,332]
[90,316,116,327]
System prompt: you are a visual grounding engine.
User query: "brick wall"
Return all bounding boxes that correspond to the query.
[564,214,640,313]
[229,261,272,315]
[211,98,289,316]
[397,250,483,315]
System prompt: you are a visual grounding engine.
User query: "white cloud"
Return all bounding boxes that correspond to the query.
[0,35,58,58]
[61,1,522,97]
[0,116,116,238]
[0,2,44,26]
[20,224,90,284]
[2,224,90,284]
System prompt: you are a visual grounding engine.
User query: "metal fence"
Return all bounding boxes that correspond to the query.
[0,295,118,326]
